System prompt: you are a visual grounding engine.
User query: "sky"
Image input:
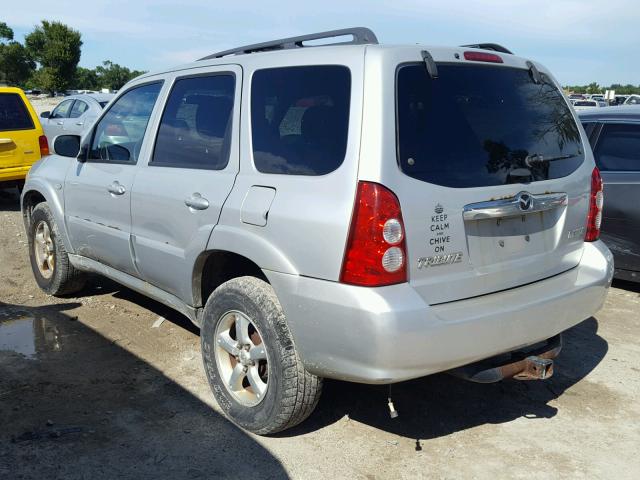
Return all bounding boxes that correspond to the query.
[4,0,639,86]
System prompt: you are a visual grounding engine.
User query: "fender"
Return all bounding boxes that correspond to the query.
[21,157,75,253]
[206,224,298,276]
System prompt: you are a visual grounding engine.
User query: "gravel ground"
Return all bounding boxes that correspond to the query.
[26,97,61,116]
[1,186,639,479]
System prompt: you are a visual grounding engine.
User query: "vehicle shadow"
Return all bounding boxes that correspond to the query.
[283,317,607,440]
[80,275,199,335]
[0,301,287,479]
[613,278,640,294]
[0,188,21,212]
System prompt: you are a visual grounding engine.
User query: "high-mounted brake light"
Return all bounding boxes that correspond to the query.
[585,167,603,242]
[38,135,49,156]
[340,181,408,287]
[463,51,504,64]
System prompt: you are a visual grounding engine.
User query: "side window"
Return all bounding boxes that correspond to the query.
[594,123,640,171]
[251,65,351,175]
[88,82,162,164]
[50,99,74,119]
[152,74,235,169]
[69,100,89,118]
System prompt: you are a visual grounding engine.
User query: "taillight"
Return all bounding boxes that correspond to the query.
[340,181,408,287]
[463,51,504,63]
[585,167,604,242]
[38,135,49,156]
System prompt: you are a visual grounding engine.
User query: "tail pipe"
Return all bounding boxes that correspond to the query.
[449,334,562,383]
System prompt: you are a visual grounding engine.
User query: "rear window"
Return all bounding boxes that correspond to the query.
[396,64,584,188]
[574,101,596,107]
[251,65,351,175]
[0,93,34,131]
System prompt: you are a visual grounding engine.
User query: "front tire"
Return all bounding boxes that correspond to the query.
[201,276,322,435]
[28,202,86,296]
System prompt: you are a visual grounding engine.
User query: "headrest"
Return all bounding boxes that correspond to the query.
[193,96,233,138]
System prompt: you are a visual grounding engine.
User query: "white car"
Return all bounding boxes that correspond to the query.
[40,93,115,144]
[624,94,640,105]
[572,99,600,110]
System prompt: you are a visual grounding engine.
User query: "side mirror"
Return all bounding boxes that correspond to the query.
[40,111,50,119]
[53,135,81,158]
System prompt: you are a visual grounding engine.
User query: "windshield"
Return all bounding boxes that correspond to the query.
[396,63,584,188]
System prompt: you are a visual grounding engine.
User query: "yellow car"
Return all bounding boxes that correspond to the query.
[0,87,49,191]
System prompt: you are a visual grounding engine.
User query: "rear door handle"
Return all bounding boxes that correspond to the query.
[75,122,84,126]
[107,181,126,196]
[56,121,64,125]
[184,193,209,210]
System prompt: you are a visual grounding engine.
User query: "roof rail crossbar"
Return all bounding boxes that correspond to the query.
[199,27,379,60]
[460,43,514,55]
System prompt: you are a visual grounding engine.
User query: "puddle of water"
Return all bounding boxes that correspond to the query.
[0,315,62,358]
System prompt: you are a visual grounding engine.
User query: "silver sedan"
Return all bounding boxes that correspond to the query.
[40,93,115,144]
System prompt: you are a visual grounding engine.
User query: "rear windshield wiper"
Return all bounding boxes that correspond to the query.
[525,152,581,167]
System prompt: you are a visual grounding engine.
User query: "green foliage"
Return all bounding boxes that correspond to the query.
[25,20,82,93]
[0,22,13,42]
[73,66,99,90]
[94,60,145,90]
[0,21,145,91]
[0,41,35,86]
[565,83,640,95]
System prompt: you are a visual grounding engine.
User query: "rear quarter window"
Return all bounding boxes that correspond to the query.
[0,93,34,131]
[251,65,351,175]
[594,123,640,171]
[396,63,584,188]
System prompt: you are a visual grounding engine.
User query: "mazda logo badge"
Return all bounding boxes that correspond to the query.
[518,192,533,211]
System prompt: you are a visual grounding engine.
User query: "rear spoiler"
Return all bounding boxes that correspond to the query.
[460,43,513,55]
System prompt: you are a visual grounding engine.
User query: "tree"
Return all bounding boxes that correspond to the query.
[586,82,600,94]
[25,21,82,93]
[95,60,145,90]
[0,22,35,86]
[0,42,35,86]
[0,22,13,42]
[73,66,99,90]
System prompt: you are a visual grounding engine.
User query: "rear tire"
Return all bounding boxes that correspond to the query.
[201,276,322,435]
[28,202,86,296]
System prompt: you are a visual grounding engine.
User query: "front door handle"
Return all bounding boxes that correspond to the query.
[56,121,64,125]
[184,192,209,210]
[107,181,126,196]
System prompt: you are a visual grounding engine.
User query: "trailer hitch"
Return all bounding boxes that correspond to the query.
[449,334,562,383]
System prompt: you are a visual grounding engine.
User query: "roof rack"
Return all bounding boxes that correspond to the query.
[460,43,514,55]
[199,27,379,60]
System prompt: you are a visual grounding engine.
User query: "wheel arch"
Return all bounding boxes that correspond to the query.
[193,249,271,308]
[21,182,73,253]
[193,225,298,306]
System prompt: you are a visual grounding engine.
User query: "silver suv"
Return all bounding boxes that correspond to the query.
[21,28,613,434]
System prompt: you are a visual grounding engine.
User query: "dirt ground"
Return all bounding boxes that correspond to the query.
[1,187,639,480]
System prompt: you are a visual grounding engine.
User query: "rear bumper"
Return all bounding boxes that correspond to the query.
[0,165,32,183]
[267,241,614,384]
